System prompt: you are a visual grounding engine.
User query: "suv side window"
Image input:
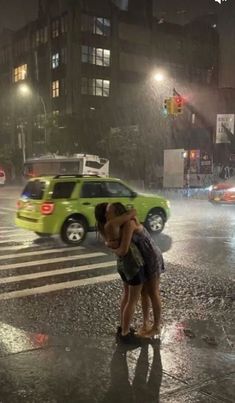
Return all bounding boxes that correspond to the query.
[105,182,133,197]
[52,182,76,199]
[80,182,107,198]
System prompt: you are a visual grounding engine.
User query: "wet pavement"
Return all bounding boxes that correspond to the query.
[0,186,234,402]
[0,320,233,402]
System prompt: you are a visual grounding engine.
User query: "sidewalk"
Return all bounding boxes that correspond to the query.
[0,319,233,403]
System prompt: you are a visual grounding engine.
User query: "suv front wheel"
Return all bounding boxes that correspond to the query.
[145,209,165,234]
[61,216,87,246]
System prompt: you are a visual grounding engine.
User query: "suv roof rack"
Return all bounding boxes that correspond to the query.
[53,174,102,179]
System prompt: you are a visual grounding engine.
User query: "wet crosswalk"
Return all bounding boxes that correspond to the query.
[0,223,118,301]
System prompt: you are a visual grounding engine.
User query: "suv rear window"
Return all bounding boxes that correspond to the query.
[52,182,75,199]
[22,180,45,200]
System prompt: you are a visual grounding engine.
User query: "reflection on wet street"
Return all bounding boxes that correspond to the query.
[0,191,234,402]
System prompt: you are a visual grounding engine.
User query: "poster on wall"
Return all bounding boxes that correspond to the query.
[216,114,234,143]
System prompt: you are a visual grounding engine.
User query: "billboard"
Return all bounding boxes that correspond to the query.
[216,114,234,143]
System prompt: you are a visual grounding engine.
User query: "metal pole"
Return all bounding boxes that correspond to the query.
[20,124,26,163]
[39,96,47,145]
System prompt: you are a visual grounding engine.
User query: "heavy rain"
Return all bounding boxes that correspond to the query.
[0,1,234,402]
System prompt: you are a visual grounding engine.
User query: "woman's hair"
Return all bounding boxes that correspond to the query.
[94,203,109,236]
[112,202,127,216]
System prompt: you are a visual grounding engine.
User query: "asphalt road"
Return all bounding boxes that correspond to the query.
[0,186,234,402]
[0,186,234,333]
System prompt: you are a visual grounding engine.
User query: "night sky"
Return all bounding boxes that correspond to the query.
[0,0,220,31]
[0,0,37,31]
[154,0,217,23]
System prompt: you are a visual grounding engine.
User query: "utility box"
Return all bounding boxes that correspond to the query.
[163,149,185,188]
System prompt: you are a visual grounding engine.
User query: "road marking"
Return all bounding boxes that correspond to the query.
[0,238,36,245]
[0,246,84,261]
[0,212,7,216]
[0,229,24,234]
[0,242,60,251]
[0,232,36,239]
[0,252,106,271]
[0,227,15,230]
[0,272,119,300]
[0,207,16,212]
[0,261,116,284]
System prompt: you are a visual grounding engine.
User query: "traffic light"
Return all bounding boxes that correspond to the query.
[163,98,172,116]
[173,96,183,115]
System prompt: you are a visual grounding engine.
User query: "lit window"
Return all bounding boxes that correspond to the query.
[93,17,111,36]
[96,48,110,66]
[81,15,111,36]
[81,46,110,66]
[81,78,110,97]
[52,80,59,97]
[52,53,59,69]
[13,64,27,82]
[52,19,60,38]
[61,14,68,34]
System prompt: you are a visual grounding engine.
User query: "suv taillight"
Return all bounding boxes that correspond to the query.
[0,172,4,177]
[40,202,55,215]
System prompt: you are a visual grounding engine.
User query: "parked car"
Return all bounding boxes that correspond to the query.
[208,175,235,205]
[15,174,171,245]
[0,169,6,186]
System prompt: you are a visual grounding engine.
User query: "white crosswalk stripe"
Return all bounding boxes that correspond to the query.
[0,246,84,261]
[0,225,118,300]
[0,207,16,212]
[0,228,26,234]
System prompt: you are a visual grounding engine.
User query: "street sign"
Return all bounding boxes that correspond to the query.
[216,114,234,143]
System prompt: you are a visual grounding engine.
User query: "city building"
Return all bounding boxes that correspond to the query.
[0,0,219,182]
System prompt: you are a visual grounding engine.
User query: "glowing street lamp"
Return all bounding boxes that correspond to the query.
[153,72,165,82]
[18,83,32,96]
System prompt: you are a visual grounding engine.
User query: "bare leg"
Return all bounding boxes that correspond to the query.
[120,282,129,329]
[137,286,152,335]
[144,275,161,336]
[122,284,143,336]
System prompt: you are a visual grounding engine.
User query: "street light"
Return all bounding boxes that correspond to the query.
[18,83,48,149]
[153,72,165,82]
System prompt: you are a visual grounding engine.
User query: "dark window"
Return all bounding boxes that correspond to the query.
[59,161,80,173]
[85,161,103,169]
[22,180,45,200]
[61,47,67,64]
[61,14,68,34]
[105,182,133,197]
[81,182,107,198]
[52,182,75,199]
[52,19,60,38]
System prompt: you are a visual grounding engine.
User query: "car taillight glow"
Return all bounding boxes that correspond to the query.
[40,202,55,215]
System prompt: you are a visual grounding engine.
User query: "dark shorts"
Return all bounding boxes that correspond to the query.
[118,266,156,286]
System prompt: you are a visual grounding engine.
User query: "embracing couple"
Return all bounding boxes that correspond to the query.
[95,202,165,344]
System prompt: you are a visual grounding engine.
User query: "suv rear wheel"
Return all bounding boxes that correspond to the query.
[145,209,165,234]
[61,217,87,246]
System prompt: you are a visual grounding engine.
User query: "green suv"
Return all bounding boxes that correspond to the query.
[15,175,170,245]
